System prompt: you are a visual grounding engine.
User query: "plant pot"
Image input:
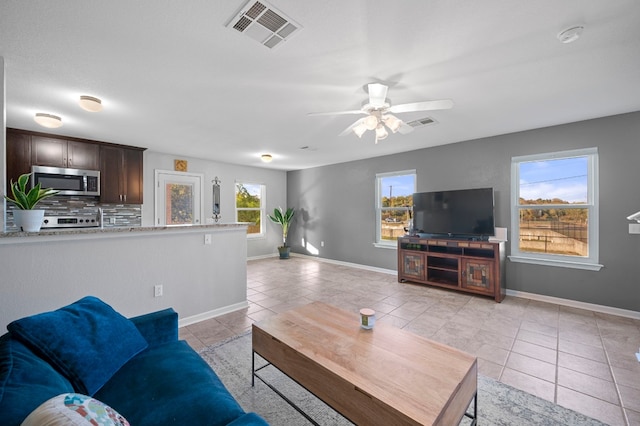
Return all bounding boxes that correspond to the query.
[277,246,291,259]
[13,209,45,232]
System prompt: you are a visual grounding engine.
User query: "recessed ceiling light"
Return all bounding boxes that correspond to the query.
[261,154,273,163]
[79,95,103,112]
[557,25,584,44]
[34,113,63,128]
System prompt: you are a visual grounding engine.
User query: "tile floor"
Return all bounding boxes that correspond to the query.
[180,257,640,426]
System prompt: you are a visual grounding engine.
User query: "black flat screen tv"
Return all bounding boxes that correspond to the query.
[413,188,495,240]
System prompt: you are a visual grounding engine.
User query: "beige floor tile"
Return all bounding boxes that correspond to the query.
[519,320,558,337]
[512,339,557,364]
[505,352,556,382]
[625,408,640,426]
[558,338,607,363]
[556,386,626,426]
[558,351,613,381]
[612,365,640,391]
[500,367,555,402]
[619,383,640,412]
[516,328,558,350]
[557,366,618,404]
[477,358,503,380]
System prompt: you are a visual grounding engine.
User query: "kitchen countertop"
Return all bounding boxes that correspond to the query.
[0,223,248,244]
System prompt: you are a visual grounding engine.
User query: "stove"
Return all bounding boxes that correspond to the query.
[42,213,101,229]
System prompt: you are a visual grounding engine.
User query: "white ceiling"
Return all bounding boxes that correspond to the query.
[1,1,639,171]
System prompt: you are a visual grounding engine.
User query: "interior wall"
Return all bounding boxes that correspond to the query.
[287,111,640,312]
[142,151,287,258]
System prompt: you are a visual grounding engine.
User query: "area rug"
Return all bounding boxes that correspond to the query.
[198,333,606,426]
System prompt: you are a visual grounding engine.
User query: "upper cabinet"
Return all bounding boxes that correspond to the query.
[6,128,145,204]
[31,136,99,169]
[99,145,144,204]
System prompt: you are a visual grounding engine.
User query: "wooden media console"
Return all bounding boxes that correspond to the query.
[398,237,506,302]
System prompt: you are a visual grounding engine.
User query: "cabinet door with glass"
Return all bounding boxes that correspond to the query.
[460,258,494,293]
[400,252,426,281]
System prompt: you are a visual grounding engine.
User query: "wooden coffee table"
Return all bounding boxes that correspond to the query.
[252,302,477,425]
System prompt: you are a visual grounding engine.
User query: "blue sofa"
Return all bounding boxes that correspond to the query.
[0,297,268,426]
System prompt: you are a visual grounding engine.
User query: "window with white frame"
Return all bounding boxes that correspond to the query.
[375,170,416,247]
[510,147,601,270]
[235,182,265,237]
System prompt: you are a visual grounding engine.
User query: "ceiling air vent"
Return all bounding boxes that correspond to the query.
[406,117,437,128]
[227,0,302,49]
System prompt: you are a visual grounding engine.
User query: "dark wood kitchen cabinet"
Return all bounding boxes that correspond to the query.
[5,130,31,188]
[31,136,99,169]
[100,145,144,204]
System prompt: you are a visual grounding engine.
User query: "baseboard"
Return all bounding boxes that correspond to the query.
[506,289,640,320]
[178,301,249,328]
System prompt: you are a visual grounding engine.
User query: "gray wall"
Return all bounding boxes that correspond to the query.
[287,111,640,312]
[143,151,288,258]
[1,57,6,232]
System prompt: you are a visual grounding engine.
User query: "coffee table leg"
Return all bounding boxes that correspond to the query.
[463,392,477,425]
[252,351,255,387]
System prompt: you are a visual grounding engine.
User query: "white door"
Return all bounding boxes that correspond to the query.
[155,170,203,226]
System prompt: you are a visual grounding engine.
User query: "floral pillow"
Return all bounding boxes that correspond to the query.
[21,393,129,426]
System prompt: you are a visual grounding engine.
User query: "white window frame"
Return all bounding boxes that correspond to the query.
[509,147,602,271]
[374,169,416,249]
[235,182,266,239]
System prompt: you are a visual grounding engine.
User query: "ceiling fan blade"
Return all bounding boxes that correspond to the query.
[388,99,454,114]
[339,118,365,136]
[307,110,365,116]
[397,122,415,135]
[368,83,388,107]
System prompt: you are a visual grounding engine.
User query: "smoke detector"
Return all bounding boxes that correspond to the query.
[227,0,302,49]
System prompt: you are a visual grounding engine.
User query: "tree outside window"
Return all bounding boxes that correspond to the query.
[235,183,264,236]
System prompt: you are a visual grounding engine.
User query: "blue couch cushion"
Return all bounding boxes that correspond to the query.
[0,334,75,426]
[95,340,246,426]
[7,296,148,396]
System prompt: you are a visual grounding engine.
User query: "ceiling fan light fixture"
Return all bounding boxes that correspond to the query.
[353,122,367,138]
[34,113,63,128]
[383,114,402,133]
[261,154,273,163]
[375,124,388,141]
[364,114,378,130]
[79,95,103,112]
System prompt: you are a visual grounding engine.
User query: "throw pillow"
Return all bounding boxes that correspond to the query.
[8,296,148,395]
[21,393,129,426]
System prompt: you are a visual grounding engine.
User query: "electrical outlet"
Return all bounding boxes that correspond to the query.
[154,285,163,297]
[321,241,324,247]
[204,234,212,245]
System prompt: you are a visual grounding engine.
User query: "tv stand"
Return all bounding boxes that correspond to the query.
[397,237,506,302]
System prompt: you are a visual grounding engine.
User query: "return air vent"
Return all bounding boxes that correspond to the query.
[227,0,302,49]
[406,116,437,128]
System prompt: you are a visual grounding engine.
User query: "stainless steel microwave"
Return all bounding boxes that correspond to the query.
[31,165,100,196]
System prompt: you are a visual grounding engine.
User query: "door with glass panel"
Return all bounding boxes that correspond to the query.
[155,171,203,226]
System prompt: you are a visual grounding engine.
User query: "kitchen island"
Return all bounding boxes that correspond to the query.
[0,224,249,330]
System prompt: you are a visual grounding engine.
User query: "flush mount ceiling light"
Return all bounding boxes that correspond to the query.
[261,154,273,163]
[34,113,63,128]
[557,25,584,44]
[79,95,103,112]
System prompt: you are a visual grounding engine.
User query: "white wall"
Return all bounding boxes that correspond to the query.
[142,151,287,258]
[0,226,248,330]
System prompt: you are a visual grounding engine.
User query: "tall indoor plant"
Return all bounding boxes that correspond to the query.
[4,173,59,232]
[268,207,294,259]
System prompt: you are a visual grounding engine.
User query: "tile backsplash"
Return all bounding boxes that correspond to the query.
[5,196,141,231]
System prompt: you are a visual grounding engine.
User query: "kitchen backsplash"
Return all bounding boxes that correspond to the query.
[5,196,142,231]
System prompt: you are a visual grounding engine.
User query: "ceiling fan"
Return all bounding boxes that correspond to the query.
[309,83,453,144]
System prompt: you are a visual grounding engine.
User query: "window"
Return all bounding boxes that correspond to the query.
[510,148,601,270]
[154,170,203,226]
[235,182,265,237]
[375,170,416,247]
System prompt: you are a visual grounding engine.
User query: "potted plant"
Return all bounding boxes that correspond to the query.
[4,173,59,232]
[268,207,294,259]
